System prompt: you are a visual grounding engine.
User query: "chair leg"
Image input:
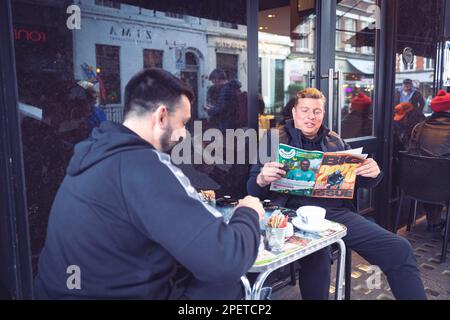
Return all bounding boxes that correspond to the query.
[440,202,450,264]
[407,199,416,232]
[412,200,418,227]
[344,249,352,300]
[393,192,404,233]
[289,262,296,286]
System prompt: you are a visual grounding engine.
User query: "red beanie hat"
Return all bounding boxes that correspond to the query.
[351,93,372,111]
[431,90,450,113]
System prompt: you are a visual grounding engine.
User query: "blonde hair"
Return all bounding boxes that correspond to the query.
[296,88,327,106]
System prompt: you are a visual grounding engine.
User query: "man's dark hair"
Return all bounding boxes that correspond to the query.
[209,68,227,81]
[124,68,194,118]
[301,159,310,165]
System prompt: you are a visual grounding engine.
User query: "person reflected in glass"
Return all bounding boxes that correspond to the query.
[341,92,372,139]
[393,102,425,152]
[204,68,241,131]
[395,79,426,113]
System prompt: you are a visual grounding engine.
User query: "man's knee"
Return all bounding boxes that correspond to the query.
[394,236,413,254]
[389,236,416,267]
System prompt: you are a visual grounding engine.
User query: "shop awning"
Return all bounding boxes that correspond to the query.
[347,59,374,75]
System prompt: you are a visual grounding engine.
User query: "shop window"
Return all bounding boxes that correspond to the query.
[216,53,239,81]
[344,18,356,52]
[11,1,250,273]
[165,12,184,19]
[96,44,121,104]
[143,49,163,69]
[220,21,238,29]
[424,58,434,70]
[258,1,317,127]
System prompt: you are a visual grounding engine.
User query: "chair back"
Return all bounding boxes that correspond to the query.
[398,152,450,203]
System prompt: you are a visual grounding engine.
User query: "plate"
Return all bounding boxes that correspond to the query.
[291,217,328,233]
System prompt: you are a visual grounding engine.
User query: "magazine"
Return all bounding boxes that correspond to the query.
[270,144,367,199]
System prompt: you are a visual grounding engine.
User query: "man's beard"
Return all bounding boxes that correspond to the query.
[160,124,182,154]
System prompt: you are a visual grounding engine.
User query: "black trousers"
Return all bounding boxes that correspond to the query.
[297,208,427,300]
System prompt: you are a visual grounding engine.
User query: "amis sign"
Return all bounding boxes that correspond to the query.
[109,26,152,44]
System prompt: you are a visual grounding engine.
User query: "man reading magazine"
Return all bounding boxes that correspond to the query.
[247,88,426,300]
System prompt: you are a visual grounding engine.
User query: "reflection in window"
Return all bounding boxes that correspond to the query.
[220,21,238,29]
[12,1,250,269]
[216,53,239,81]
[274,59,285,115]
[143,49,163,69]
[96,44,121,105]
[165,12,184,19]
[336,0,376,139]
[258,3,316,127]
[424,57,434,70]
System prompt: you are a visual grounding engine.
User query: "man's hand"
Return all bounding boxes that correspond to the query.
[235,196,265,220]
[355,158,381,179]
[256,162,286,188]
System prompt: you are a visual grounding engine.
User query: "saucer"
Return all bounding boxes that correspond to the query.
[291,217,328,233]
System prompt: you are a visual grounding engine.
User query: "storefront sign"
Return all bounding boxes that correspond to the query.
[109,26,152,44]
[215,40,246,50]
[14,28,47,43]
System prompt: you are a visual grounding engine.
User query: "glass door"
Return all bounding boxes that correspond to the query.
[258,0,316,129]
[259,1,381,217]
[333,0,379,216]
[335,0,377,141]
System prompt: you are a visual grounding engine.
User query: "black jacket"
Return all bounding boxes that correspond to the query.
[247,120,383,209]
[34,121,260,299]
[408,112,450,159]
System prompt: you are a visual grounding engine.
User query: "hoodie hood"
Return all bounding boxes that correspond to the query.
[67,121,152,176]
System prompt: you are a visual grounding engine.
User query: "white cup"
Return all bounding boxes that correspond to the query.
[296,206,326,228]
[285,222,294,238]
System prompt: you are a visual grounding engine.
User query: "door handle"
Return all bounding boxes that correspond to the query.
[328,68,335,132]
[336,71,344,136]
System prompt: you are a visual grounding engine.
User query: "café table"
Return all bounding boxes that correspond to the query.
[216,204,347,300]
